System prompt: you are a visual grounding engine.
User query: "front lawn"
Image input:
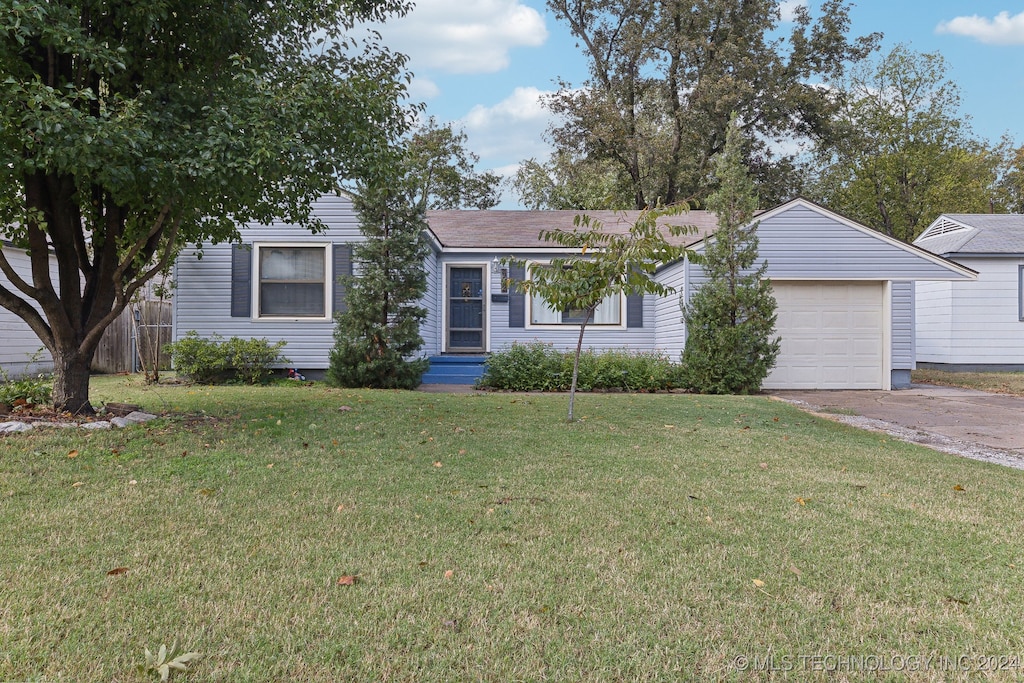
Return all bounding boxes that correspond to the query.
[2,377,1022,681]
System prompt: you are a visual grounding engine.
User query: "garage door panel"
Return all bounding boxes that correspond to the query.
[764,282,886,390]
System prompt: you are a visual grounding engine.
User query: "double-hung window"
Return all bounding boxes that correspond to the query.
[256,244,330,318]
[527,261,622,326]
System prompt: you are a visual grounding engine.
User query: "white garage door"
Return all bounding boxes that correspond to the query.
[764,282,886,390]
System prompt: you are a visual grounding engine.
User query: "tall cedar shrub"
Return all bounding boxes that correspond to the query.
[680,116,780,394]
[327,174,430,389]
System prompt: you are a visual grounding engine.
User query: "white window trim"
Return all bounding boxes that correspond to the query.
[523,260,627,330]
[252,242,333,321]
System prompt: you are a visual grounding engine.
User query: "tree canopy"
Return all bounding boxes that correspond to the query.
[0,0,416,412]
[403,117,502,211]
[541,0,879,210]
[807,45,1011,242]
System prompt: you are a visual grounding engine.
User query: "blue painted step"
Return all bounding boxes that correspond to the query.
[421,355,487,385]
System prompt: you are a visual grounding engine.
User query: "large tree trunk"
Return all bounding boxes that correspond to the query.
[52,347,96,415]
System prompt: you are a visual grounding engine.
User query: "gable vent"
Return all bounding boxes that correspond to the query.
[918,217,969,240]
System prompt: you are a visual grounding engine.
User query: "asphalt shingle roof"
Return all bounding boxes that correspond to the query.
[915,214,1024,255]
[424,209,720,249]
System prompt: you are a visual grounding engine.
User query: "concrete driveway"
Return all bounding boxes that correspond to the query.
[769,384,1024,469]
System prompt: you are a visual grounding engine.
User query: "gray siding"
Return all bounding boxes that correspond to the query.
[653,258,687,359]
[421,248,441,356]
[174,194,363,370]
[755,204,974,280]
[441,251,659,354]
[891,281,914,371]
[0,244,55,377]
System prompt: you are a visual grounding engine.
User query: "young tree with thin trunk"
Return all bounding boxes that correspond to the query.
[510,208,693,421]
[0,0,415,413]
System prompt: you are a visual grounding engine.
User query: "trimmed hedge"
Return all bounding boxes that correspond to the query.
[479,342,685,392]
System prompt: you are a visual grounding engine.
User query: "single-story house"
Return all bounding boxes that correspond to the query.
[0,240,57,379]
[914,214,1024,371]
[172,194,976,390]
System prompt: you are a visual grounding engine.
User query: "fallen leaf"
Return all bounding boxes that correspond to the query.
[336,504,346,512]
[758,462,768,470]
[789,565,803,578]
[198,488,216,496]
[443,569,454,579]
[458,449,466,456]
[433,461,443,468]
[107,566,129,576]
[338,405,352,412]
[67,449,79,458]
[953,484,965,492]
[752,579,765,587]
[267,463,274,469]
[795,497,810,506]
[276,419,282,425]
[337,575,358,586]
[128,480,137,486]
[71,482,84,488]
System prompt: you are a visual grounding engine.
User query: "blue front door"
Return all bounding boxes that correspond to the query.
[448,267,485,351]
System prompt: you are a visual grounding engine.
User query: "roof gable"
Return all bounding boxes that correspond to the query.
[690,198,975,281]
[915,214,1024,255]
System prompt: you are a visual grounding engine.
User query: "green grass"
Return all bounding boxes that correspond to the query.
[2,376,1024,681]
[913,368,1024,397]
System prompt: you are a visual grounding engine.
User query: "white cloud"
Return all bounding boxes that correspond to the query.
[936,10,1024,45]
[459,86,555,163]
[406,77,441,101]
[378,0,547,75]
[779,1,805,23]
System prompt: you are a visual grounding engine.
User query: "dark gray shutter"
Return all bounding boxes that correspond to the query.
[508,264,525,328]
[626,291,643,328]
[333,244,353,315]
[230,244,252,317]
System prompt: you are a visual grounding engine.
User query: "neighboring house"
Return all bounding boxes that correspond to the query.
[914,214,1024,371]
[172,195,975,390]
[0,240,55,379]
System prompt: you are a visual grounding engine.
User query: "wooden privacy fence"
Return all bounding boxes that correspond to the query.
[93,301,172,374]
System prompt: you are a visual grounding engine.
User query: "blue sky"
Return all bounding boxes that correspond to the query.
[373,1,1024,207]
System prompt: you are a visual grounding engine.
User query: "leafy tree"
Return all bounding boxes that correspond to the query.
[996,144,1024,215]
[0,0,414,413]
[808,45,1011,242]
[328,159,430,389]
[681,116,779,394]
[544,0,879,210]
[404,117,502,211]
[511,152,632,210]
[509,207,693,421]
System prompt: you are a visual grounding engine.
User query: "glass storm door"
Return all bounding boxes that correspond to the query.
[448,267,485,351]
